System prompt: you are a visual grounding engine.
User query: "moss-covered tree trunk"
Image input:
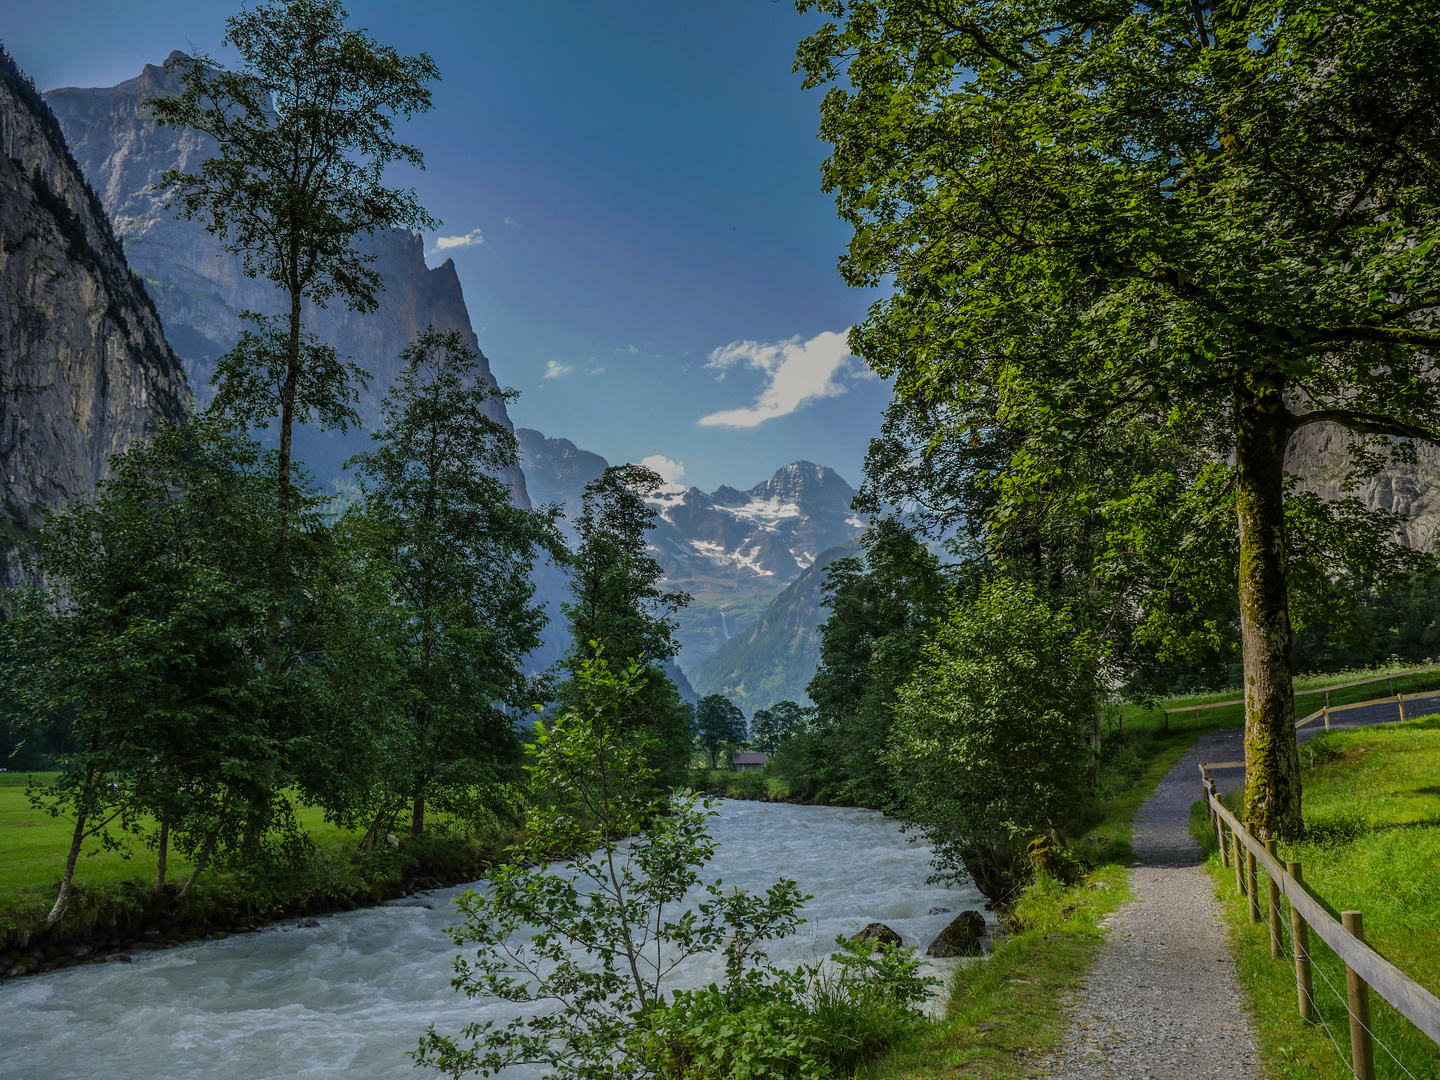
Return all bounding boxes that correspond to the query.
[1234,375,1304,840]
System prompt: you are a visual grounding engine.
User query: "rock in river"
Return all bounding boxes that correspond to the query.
[927,910,986,957]
[849,922,903,950]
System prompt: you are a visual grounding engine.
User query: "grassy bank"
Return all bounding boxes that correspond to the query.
[1195,717,1440,1080]
[0,773,512,973]
[852,728,1202,1079]
[1118,659,1440,736]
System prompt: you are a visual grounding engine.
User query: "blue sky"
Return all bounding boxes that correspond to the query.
[7,1,890,493]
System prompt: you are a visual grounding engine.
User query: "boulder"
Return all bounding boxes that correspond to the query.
[60,941,91,959]
[849,922,903,950]
[927,910,987,958]
[296,918,321,929]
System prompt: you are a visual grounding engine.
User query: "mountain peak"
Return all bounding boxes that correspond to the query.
[747,461,855,513]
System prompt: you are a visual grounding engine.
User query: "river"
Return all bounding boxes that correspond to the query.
[0,800,983,1079]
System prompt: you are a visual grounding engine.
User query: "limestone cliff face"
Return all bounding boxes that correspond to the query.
[1286,424,1440,551]
[45,54,529,505]
[0,48,189,594]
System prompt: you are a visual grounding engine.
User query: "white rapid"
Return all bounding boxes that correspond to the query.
[0,801,983,1079]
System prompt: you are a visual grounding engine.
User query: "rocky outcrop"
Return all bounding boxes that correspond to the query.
[44,53,528,504]
[926,910,986,957]
[848,922,904,950]
[1286,424,1440,551]
[0,47,189,595]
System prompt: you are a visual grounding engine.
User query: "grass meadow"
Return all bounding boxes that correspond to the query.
[1196,716,1440,1080]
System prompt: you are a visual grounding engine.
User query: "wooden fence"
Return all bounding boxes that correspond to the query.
[1162,662,1440,730]
[1200,764,1440,1080]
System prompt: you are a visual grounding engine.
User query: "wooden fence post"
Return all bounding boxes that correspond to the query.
[1342,910,1377,1080]
[1265,839,1282,960]
[1247,849,1261,922]
[1290,862,1315,1022]
[1398,692,1408,723]
[1201,766,1212,823]
[1194,704,1201,728]
[1232,828,1246,894]
[1214,808,1226,861]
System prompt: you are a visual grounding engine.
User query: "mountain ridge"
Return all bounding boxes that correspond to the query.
[43,54,529,503]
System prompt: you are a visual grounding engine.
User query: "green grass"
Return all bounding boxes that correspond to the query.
[854,729,1203,1079]
[0,779,364,904]
[1195,716,1440,1080]
[1125,660,1440,737]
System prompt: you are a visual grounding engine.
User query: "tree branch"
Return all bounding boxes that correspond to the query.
[1288,408,1440,445]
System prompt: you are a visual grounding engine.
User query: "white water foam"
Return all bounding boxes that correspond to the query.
[0,801,982,1079]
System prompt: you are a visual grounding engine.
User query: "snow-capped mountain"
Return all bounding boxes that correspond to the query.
[644,462,865,582]
[517,430,867,668]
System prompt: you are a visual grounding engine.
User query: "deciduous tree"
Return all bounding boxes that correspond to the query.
[797,0,1440,837]
[151,0,439,528]
[349,327,565,839]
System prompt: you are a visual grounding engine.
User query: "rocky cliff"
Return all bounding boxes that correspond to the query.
[44,53,528,503]
[1286,424,1440,551]
[0,47,189,594]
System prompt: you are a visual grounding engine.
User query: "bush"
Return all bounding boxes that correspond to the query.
[888,580,1101,905]
[637,940,937,1080]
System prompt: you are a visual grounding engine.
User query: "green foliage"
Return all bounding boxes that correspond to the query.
[348,326,565,839]
[638,941,936,1080]
[150,0,440,508]
[797,521,951,807]
[889,580,1101,903]
[559,465,694,789]
[796,0,1440,836]
[749,700,806,755]
[413,654,808,1080]
[0,417,398,919]
[694,693,747,768]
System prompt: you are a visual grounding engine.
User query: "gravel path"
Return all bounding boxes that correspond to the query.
[1041,694,1440,1078]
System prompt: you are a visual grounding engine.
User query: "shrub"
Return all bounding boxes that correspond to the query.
[889,580,1101,904]
[637,940,936,1080]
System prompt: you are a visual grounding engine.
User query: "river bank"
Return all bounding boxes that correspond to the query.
[0,801,977,1079]
[0,773,515,979]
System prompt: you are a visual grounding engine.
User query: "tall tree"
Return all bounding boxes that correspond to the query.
[749,700,806,754]
[805,520,951,807]
[560,465,694,788]
[0,419,329,921]
[151,0,439,527]
[694,694,747,769]
[349,327,565,838]
[796,0,1440,837]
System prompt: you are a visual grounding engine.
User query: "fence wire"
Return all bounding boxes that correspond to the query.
[1230,826,1429,1080]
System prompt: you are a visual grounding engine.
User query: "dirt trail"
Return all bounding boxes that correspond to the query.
[1042,693,1439,1078]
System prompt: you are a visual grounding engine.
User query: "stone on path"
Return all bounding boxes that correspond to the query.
[1042,728,1262,1079]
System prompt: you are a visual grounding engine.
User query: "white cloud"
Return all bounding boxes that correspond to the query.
[543,361,573,379]
[590,366,607,375]
[697,329,871,429]
[427,228,484,255]
[641,455,685,484]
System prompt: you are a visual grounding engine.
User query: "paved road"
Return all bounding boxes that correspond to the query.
[1041,695,1436,1078]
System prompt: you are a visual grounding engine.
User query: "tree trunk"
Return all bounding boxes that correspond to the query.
[155,813,169,893]
[45,812,87,926]
[277,289,302,542]
[1234,375,1304,840]
[411,796,425,838]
